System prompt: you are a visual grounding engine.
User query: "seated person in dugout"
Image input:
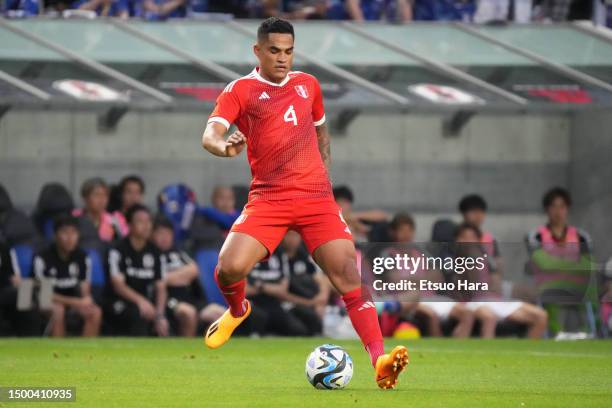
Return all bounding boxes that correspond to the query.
[280,230,330,335]
[526,187,595,335]
[33,215,101,337]
[152,216,224,336]
[105,204,169,337]
[332,185,389,243]
[246,239,324,337]
[73,177,128,243]
[527,187,592,255]
[459,193,537,302]
[379,213,475,338]
[0,242,25,334]
[454,223,548,339]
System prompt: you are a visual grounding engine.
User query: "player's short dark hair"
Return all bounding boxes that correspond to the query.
[80,177,108,199]
[542,187,571,209]
[53,214,79,233]
[458,194,487,213]
[125,204,150,224]
[119,175,145,195]
[333,185,354,203]
[390,213,415,231]
[153,214,174,232]
[454,222,481,240]
[257,17,294,42]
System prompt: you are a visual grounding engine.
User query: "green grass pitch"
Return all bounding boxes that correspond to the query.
[1,337,611,407]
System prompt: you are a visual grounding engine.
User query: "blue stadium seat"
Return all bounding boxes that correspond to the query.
[195,248,226,306]
[12,243,33,278]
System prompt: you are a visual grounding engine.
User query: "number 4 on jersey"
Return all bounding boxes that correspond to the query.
[284,105,297,126]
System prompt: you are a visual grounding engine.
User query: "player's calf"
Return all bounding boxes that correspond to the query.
[80,304,102,337]
[50,303,66,337]
[175,302,198,337]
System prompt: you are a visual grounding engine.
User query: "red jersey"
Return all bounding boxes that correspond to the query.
[207,67,332,201]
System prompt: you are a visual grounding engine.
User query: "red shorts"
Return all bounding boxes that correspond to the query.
[230,197,353,256]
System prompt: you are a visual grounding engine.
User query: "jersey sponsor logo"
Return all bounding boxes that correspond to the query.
[294,85,308,99]
[126,267,155,279]
[258,91,271,100]
[53,277,79,289]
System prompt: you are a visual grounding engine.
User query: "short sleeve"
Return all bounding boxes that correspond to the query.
[8,248,19,277]
[179,251,194,265]
[33,255,46,279]
[82,255,92,283]
[108,248,123,277]
[155,254,164,281]
[312,78,325,126]
[208,81,243,130]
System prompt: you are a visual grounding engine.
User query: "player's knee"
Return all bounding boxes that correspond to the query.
[217,255,251,282]
[455,305,474,322]
[200,304,224,323]
[534,307,548,326]
[177,303,197,322]
[478,309,497,326]
[90,305,102,322]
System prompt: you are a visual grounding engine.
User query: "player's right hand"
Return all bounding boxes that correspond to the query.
[137,299,156,320]
[225,130,247,157]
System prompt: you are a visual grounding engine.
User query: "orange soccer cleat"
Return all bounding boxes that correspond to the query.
[375,345,409,389]
[204,300,251,349]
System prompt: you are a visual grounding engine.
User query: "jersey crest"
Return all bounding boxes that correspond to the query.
[294,85,308,99]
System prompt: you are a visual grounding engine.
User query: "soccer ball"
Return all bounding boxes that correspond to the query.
[305,344,353,390]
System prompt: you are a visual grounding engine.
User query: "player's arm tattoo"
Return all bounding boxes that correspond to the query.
[316,124,331,171]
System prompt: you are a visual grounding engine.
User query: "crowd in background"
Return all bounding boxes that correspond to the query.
[1,176,610,339]
[2,0,609,26]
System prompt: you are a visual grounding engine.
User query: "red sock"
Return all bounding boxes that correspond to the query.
[342,286,384,367]
[214,266,247,318]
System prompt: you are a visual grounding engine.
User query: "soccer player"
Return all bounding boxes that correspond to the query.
[389,213,475,338]
[152,216,224,336]
[456,223,548,339]
[33,215,101,337]
[105,204,169,336]
[0,241,21,333]
[526,187,592,254]
[201,17,408,389]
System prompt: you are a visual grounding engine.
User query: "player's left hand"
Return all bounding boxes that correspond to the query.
[225,130,247,157]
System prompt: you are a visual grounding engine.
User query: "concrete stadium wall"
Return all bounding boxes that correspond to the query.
[570,111,612,262]
[0,110,569,215]
[331,113,570,214]
[0,109,574,277]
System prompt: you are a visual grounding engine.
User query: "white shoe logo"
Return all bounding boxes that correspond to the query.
[259,92,270,100]
[358,301,375,311]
